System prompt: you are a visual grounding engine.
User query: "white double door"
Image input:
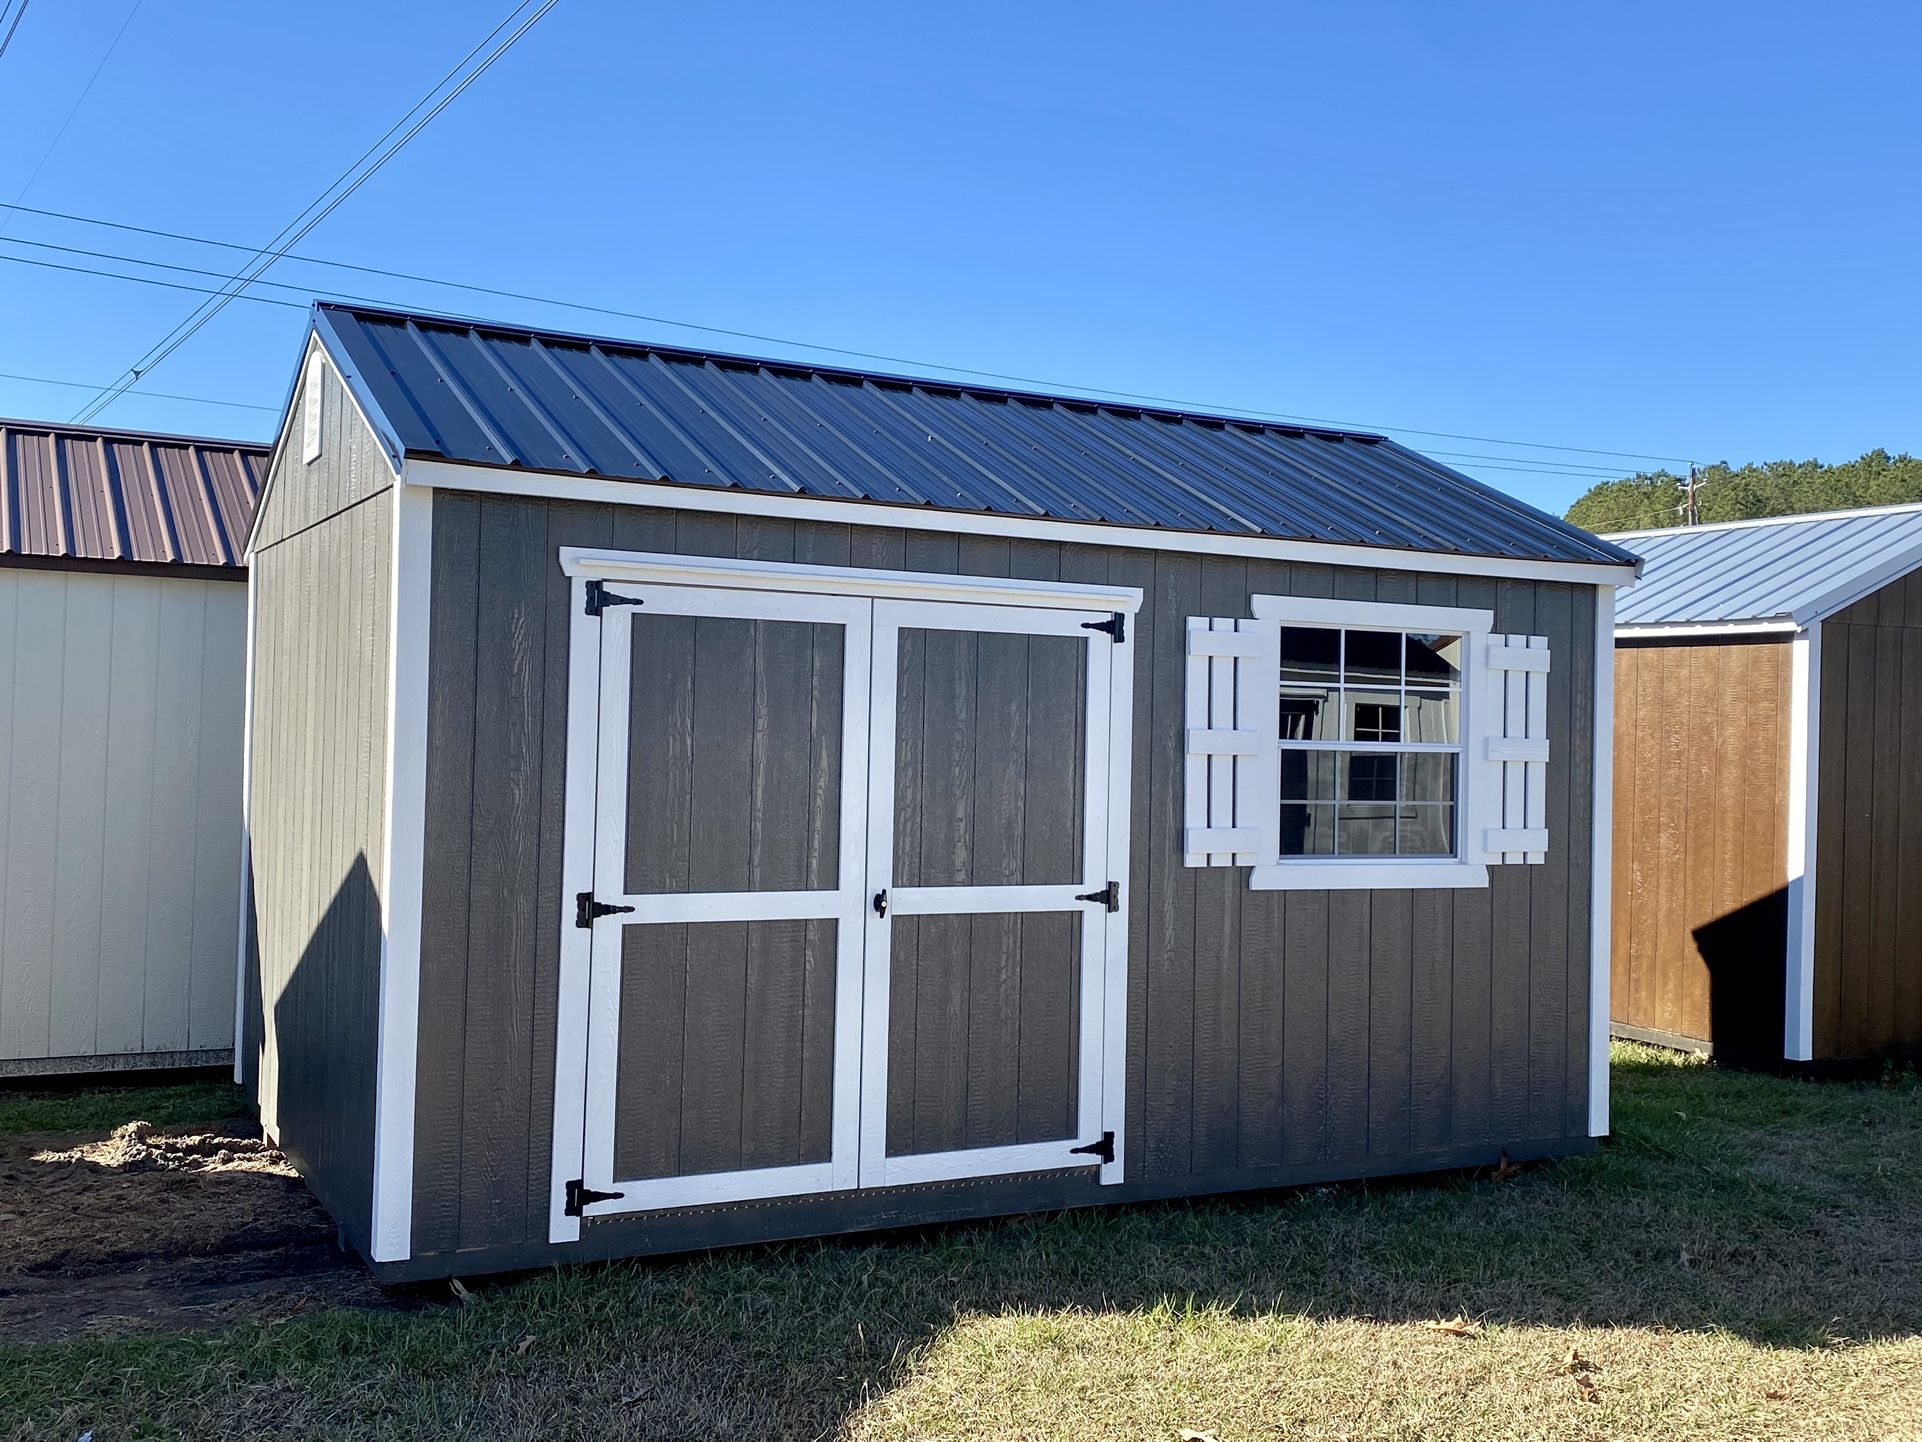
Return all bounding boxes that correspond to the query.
[569,581,1129,1221]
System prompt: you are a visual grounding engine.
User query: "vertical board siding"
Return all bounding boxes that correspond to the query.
[250,347,394,550]
[0,569,244,1069]
[245,485,391,1243]
[413,495,1600,1256]
[1814,582,1922,1057]
[1610,638,1790,1054]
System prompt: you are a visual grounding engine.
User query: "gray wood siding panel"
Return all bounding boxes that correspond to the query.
[411,495,1601,1258]
[245,485,390,1246]
[252,350,394,550]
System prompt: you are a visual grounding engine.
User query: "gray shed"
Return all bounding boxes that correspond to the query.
[240,303,1637,1280]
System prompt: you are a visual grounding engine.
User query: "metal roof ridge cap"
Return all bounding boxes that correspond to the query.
[0,415,269,453]
[1602,498,1922,541]
[309,302,1394,446]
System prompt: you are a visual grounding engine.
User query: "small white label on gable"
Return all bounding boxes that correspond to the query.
[302,359,324,464]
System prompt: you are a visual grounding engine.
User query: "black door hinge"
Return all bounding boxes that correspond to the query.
[1075,880,1120,912]
[575,891,637,928]
[1069,1131,1115,1165]
[1080,611,1125,644]
[584,579,645,617]
[564,1178,626,1216]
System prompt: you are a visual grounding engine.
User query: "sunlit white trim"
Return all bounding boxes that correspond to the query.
[409,459,1639,586]
[875,1139,1105,1188]
[370,481,433,1262]
[1589,586,1615,1136]
[559,547,1143,613]
[1615,619,1797,639]
[887,884,1101,916]
[576,1161,839,1217]
[1249,859,1491,891]
[1249,594,1493,634]
[1783,627,1820,1062]
[232,555,259,1085]
[1602,499,1922,541]
[547,574,601,1244]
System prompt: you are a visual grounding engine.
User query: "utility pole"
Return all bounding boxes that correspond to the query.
[1679,464,1700,526]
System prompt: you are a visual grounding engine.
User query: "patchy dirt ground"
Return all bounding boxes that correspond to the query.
[0,1113,397,1343]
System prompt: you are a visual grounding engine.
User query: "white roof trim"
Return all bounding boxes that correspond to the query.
[1615,619,1798,640]
[406,458,1638,586]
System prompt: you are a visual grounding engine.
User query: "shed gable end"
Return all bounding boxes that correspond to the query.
[252,342,396,552]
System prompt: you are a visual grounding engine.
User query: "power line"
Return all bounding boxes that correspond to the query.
[1,201,1698,469]
[68,0,559,424]
[0,369,276,412]
[0,0,145,240]
[0,0,32,64]
[0,245,1682,489]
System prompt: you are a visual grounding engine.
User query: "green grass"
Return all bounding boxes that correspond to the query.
[0,1078,245,1137]
[3,1045,1919,1441]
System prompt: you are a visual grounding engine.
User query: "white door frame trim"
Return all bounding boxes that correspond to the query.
[411,458,1638,588]
[558,546,1144,613]
[1783,625,1821,1062]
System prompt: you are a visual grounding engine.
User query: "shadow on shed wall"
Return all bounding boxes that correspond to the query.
[266,854,382,1249]
[1693,886,1788,1068]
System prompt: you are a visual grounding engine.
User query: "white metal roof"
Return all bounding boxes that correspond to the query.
[1605,503,1922,632]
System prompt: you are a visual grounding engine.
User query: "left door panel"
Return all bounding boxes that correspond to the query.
[577,585,871,1217]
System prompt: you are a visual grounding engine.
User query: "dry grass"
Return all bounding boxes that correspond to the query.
[3,1044,1920,1441]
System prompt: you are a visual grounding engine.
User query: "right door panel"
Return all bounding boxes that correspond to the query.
[862,599,1119,1188]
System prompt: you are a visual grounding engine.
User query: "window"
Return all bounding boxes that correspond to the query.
[1182,594,1553,891]
[1276,626,1463,860]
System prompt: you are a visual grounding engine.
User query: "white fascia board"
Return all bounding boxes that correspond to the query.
[1613,619,1799,640]
[247,326,406,562]
[560,546,1144,612]
[1589,585,1615,1136]
[1782,626,1820,1062]
[405,458,1640,587]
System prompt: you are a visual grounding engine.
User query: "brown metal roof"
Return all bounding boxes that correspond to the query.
[0,419,266,571]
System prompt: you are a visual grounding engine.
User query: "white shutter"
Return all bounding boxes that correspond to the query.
[1183,617,1279,866]
[1482,633,1551,864]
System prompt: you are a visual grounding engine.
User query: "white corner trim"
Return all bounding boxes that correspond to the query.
[369,481,433,1262]
[232,560,259,1084]
[1249,592,1495,634]
[1589,586,1615,1137]
[1614,619,1798,640]
[407,458,1639,587]
[1249,859,1490,891]
[1783,626,1820,1062]
[558,546,1144,612]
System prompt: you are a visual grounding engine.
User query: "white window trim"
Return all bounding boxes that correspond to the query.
[1246,593,1496,892]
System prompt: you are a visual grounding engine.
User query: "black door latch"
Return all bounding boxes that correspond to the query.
[1075,880,1120,912]
[872,889,889,918]
[575,892,638,928]
[1069,1131,1115,1165]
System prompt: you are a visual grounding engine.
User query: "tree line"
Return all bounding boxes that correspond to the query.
[1563,449,1922,532]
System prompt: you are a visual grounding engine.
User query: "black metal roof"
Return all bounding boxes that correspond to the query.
[313,303,1635,568]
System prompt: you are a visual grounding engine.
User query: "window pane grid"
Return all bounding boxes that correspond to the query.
[1276,624,1462,860]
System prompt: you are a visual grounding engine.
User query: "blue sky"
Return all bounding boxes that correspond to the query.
[1,1,1916,517]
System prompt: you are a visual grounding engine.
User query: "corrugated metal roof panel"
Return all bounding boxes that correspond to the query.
[1607,505,1922,626]
[0,420,264,570]
[314,303,1635,569]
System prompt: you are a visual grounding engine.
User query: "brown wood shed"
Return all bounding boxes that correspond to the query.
[238,304,1634,1280]
[1605,505,1922,1064]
